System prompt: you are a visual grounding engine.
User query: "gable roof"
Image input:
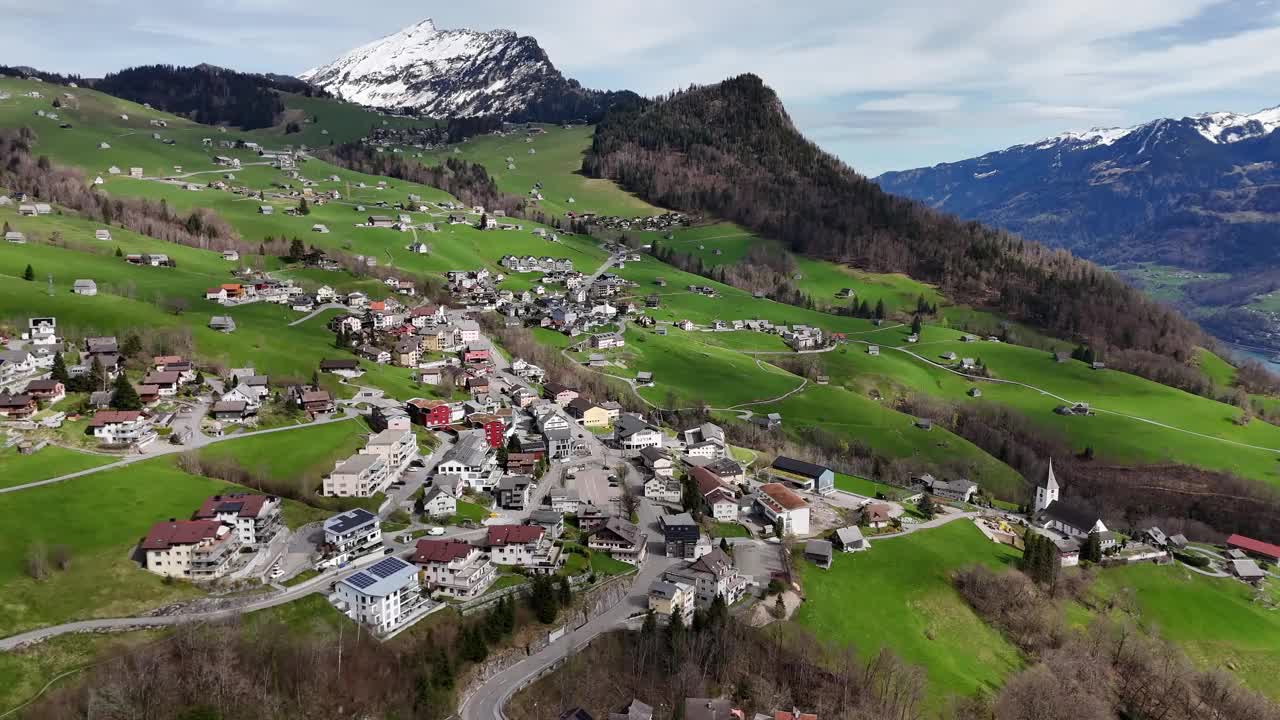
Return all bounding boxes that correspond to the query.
[413,539,475,564]
[1040,501,1101,533]
[771,456,830,479]
[194,493,275,520]
[1227,534,1280,560]
[140,519,225,550]
[758,482,806,511]
[89,410,144,426]
[595,517,643,546]
[486,525,544,546]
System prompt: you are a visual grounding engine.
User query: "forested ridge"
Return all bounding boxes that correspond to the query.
[583,74,1202,359]
[92,65,315,129]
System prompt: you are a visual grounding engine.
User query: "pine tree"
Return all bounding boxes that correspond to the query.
[23,264,34,281]
[911,314,923,335]
[288,237,305,261]
[667,603,686,650]
[641,609,656,637]
[1083,531,1103,564]
[121,333,141,358]
[88,356,107,392]
[298,198,310,215]
[310,369,320,389]
[109,371,142,410]
[918,494,936,520]
[874,299,885,320]
[114,246,123,257]
[50,351,70,385]
[558,575,572,606]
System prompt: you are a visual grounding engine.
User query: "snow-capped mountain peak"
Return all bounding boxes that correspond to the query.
[1030,104,1280,151]
[300,18,621,122]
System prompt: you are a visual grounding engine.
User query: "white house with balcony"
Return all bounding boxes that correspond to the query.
[330,556,436,638]
[412,539,498,599]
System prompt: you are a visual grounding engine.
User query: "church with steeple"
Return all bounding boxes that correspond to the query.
[1034,458,1060,513]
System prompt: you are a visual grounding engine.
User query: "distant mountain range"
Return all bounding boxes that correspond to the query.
[301,19,638,123]
[876,106,1280,271]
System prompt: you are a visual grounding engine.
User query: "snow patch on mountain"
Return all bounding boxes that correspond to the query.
[1029,104,1280,151]
[300,18,576,118]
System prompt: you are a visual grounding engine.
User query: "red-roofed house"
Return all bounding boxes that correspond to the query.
[774,710,818,720]
[413,539,497,598]
[692,466,739,522]
[193,493,281,545]
[757,483,810,536]
[1227,534,1280,563]
[88,410,154,446]
[141,519,239,579]
[485,525,561,573]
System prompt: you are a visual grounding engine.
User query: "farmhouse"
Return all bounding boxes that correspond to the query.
[1226,534,1280,564]
[920,475,979,503]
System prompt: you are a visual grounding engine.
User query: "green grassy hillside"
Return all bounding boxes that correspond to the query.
[418,124,658,218]
[1093,563,1280,699]
[794,521,1023,704]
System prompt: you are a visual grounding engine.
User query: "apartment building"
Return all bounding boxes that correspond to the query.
[192,493,282,546]
[331,556,434,637]
[361,427,419,475]
[323,508,382,558]
[141,519,239,579]
[412,539,498,599]
[324,453,390,497]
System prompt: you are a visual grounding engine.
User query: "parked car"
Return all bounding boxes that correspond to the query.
[426,526,445,536]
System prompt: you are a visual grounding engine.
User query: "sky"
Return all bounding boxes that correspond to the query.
[3,0,1279,175]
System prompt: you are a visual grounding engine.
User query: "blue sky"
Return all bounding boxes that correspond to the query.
[3,0,1279,175]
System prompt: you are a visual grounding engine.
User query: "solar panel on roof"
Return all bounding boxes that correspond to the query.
[369,557,406,578]
[345,572,376,590]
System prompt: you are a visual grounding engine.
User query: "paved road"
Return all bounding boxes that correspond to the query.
[0,552,375,652]
[287,303,348,327]
[458,498,677,720]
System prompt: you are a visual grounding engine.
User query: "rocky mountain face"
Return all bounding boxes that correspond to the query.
[876,107,1280,271]
[301,19,636,123]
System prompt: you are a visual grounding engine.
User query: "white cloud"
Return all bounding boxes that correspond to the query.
[858,94,964,113]
[2,0,1276,171]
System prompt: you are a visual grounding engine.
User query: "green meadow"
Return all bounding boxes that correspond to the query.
[418,124,659,218]
[794,521,1022,704]
[1092,563,1280,699]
